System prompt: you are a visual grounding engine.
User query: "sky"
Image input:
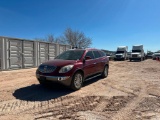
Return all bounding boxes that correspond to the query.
[0,0,160,52]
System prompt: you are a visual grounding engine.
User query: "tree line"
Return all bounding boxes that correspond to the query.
[35,28,92,49]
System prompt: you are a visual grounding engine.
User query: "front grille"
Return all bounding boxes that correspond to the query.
[116,55,122,58]
[132,54,138,58]
[38,65,56,73]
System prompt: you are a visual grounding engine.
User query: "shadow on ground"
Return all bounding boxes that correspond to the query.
[13,77,103,102]
[13,84,73,102]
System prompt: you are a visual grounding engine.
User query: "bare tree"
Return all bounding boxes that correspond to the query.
[59,28,92,48]
[47,34,55,43]
[34,28,92,48]
[46,34,60,43]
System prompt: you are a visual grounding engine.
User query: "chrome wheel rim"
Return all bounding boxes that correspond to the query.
[74,73,82,89]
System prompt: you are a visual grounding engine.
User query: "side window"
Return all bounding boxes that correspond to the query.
[99,51,106,57]
[93,51,101,58]
[85,51,94,59]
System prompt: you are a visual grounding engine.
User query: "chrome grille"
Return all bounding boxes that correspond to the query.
[132,54,138,58]
[38,65,56,73]
[116,55,122,58]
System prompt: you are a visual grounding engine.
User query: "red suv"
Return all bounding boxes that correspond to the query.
[36,48,109,90]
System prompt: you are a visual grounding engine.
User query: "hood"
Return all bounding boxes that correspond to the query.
[41,59,79,67]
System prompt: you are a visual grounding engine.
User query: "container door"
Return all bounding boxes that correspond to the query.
[49,44,56,60]
[23,41,34,68]
[9,40,23,69]
[39,43,49,64]
[66,45,71,51]
[59,45,66,54]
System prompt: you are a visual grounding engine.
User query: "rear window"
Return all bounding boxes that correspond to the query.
[99,51,106,57]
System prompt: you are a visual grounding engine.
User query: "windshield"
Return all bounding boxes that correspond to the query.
[132,50,141,52]
[55,50,85,60]
[116,51,124,54]
[147,53,153,55]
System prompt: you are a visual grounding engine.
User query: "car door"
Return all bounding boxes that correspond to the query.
[92,50,102,74]
[98,51,107,72]
[83,51,96,78]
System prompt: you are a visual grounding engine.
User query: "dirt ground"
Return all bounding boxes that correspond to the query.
[0,59,160,120]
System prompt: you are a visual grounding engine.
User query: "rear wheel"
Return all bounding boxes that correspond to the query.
[101,65,108,78]
[71,72,83,90]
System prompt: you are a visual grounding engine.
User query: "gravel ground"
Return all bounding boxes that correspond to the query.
[0,59,160,120]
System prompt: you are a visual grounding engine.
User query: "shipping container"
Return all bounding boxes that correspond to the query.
[0,36,71,71]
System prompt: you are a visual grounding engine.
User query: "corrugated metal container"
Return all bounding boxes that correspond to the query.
[66,45,71,51]
[59,44,67,54]
[59,45,65,54]
[49,43,56,60]
[23,41,35,68]
[0,36,71,71]
[8,39,23,69]
[39,42,49,64]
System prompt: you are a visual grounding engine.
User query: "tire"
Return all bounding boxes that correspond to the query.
[140,58,142,61]
[71,72,83,90]
[38,80,48,86]
[101,65,108,78]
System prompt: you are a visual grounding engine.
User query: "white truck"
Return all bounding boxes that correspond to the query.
[114,46,128,61]
[129,45,145,61]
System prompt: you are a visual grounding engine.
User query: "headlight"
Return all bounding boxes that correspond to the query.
[138,54,141,57]
[59,65,74,73]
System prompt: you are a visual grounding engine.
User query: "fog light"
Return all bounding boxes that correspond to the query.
[58,76,70,81]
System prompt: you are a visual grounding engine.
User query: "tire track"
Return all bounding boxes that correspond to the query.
[0,96,75,115]
[34,96,101,120]
[111,81,147,120]
[93,97,109,112]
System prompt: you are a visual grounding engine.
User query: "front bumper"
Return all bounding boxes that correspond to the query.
[36,74,72,86]
[114,57,125,60]
[129,57,141,61]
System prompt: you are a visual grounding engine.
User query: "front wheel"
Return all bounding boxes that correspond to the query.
[101,66,108,78]
[38,80,50,87]
[71,72,83,90]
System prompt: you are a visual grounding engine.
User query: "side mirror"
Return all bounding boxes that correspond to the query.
[83,56,92,64]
